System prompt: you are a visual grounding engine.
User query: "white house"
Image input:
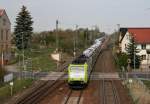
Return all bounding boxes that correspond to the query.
[0,9,11,65]
[119,28,150,70]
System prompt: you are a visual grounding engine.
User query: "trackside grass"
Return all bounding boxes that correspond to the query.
[0,78,34,103]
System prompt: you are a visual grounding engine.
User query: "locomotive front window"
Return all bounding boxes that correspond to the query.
[70,66,84,71]
[69,66,85,78]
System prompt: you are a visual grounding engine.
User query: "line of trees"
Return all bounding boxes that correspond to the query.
[31,29,102,54]
[13,5,102,55]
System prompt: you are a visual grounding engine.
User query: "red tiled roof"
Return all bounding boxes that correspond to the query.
[128,28,150,44]
[0,9,4,16]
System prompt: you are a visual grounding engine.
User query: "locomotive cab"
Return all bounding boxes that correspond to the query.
[68,55,88,88]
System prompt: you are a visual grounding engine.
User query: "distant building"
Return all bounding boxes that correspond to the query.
[119,28,150,70]
[0,9,11,64]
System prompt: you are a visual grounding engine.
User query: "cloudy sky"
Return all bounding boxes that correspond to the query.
[0,0,150,33]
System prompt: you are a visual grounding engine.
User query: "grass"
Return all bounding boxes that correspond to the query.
[143,80,150,89]
[31,49,56,72]
[0,78,34,103]
[14,48,57,72]
[7,56,19,65]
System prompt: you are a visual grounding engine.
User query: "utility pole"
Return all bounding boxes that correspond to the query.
[56,20,59,52]
[84,28,88,48]
[91,26,95,42]
[133,36,136,71]
[76,25,78,50]
[22,32,25,71]
[74,25,78,58]
[117,24,120,46]
[1,50,4,68]
[92,25,97,41]
[55,20,60,70]
[146,50,150,79]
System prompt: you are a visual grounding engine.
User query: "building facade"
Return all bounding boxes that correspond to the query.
[0,9,11,64]
[119,28,150,70]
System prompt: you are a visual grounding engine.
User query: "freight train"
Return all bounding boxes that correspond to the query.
[68,37,105,88]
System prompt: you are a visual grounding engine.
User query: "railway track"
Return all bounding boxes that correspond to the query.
[39,41,103,104]
[101,80,120,104]
[14,38,108,104]
[63,89,83,104]
[15,78,66,104]
[62,48,101,104]
[13,63,69,104]
[99,48,121,104]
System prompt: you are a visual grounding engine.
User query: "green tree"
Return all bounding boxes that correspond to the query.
[117,53,128,70]
[0,66,5,85]
[126,36,141,69]
[14,5,33,50]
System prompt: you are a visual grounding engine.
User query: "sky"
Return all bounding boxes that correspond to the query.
[0,0,150,33]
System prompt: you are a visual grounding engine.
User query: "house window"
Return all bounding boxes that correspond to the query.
[126,35,128,40]
[6,44,8,52]
[1,29,3,40]
[141,55,146,60]
[1,44,3,51]
[3,19,6,25]
[142,44,146,49]
[125,44,127,50]
[6,30,9,40]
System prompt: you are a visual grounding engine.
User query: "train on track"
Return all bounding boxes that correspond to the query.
[68,36,105,88]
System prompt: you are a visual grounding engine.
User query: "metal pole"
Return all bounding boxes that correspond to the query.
[55,20,59,70]
[147,54,149,79]
[117,24,120,48]
[76,25,78,47]
[11,86,13,96]
[22,33,25,71]
[19,55,21,79]
[134,39,135,71]
[94,26,96,41]
[73,28,75,58]
[73,25,78,58]
[76,25,78,55]
[56,20,59,52]
[10,82,13,96]
[1,51,4,68]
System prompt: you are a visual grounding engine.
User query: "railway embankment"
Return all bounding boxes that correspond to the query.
[125,79,150,104]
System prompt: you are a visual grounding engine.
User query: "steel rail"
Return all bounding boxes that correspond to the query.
[14,63,68,104]
[111,80,120,104]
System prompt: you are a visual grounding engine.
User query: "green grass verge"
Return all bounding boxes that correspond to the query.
[31,50,56,72]
[7,56,19,65]
[0,78,34,103]
[143,80,150,89]
[15,48,56,72]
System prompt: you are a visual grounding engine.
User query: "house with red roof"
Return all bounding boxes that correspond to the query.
[119,27,150,69]
[0,9,11,65]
